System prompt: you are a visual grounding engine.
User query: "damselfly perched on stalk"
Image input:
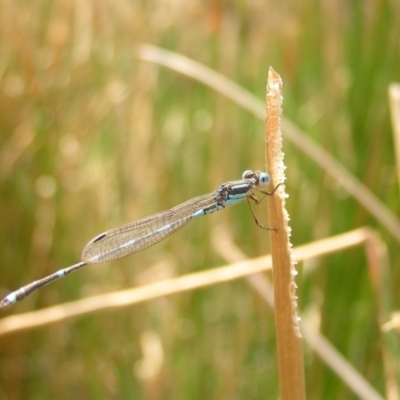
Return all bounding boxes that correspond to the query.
[1,170,279,308]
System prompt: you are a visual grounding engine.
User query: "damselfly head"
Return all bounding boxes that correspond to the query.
[241,170,270,187]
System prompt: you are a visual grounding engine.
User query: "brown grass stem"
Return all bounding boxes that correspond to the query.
[388,83,400,187]
[265,68,306,399]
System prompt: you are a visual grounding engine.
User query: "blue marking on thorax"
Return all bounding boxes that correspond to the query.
[230,183,249,191]
[225,195,246,206]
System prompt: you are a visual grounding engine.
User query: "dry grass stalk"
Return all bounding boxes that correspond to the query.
[388,83,400,186]
[0,227,381,338]
[265,67,306,399]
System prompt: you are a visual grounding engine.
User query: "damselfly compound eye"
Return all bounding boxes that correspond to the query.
[242,170,254,179]
[259,172,270,186]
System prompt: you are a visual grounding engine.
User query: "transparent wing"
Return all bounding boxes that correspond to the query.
[82,190,220,264]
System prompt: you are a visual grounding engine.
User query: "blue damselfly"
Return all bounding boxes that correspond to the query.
[1,170,278,308]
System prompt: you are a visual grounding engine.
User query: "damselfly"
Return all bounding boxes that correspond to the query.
[0,170,278,308]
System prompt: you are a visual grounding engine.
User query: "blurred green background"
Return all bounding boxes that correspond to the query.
[0,1,399,399]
